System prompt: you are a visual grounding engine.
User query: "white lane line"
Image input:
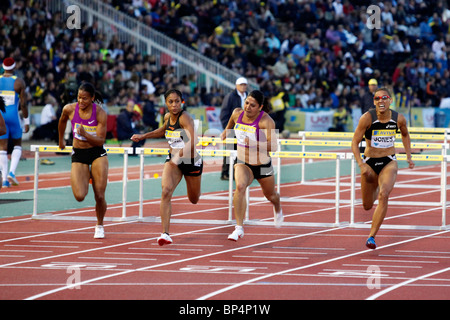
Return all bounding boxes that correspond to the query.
[30,240,101,244]
[343,264,422,269]
[210,260,283,265]
[0,250,52,253]
[196,229,450,300]
[273,246,346,251]
[395,250,450,255]
[5,244,79,249]
[78,257,157,261]
[104,252,180,257]
[253,250,327,255]
[232,255,309,260]
[323,268,406,274]
[0,219,136,240]
[23,226,345,300]
[379,254,450,259]
[361,259,438,264]
[129,248,203,252]
[366,267,450,300]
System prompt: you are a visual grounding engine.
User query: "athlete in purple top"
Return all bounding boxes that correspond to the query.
[221,90,283,242]
[58,82,108,239]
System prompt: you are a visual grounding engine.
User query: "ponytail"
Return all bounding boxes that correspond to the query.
[261,96,272,113]
[248,90,272,113]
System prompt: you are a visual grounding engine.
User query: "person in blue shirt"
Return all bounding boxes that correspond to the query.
[0,57,29,188]
[0,97,5,136]
[0,97,5,191]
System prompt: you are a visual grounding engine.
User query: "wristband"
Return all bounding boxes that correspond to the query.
[23,117,30,125]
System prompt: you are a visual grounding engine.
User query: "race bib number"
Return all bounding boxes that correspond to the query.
[0,91,16,106]
[166,130,185,149]
[371,129,395,148]
[234,123,257,146]
[74,123,97,141]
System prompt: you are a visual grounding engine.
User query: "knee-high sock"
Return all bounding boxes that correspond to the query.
[9,146,22,175]
[0,150,7,182]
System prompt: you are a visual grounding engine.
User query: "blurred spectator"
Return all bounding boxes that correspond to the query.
[361,78,378,114]
[32,93,58,142]
[329,104,349,132]
[140,92,159,131]
[116,100,145,154]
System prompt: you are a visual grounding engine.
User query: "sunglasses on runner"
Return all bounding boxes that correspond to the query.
[374,95,390,101]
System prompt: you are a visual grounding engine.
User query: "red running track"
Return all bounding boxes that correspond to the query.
[0,162,449,302]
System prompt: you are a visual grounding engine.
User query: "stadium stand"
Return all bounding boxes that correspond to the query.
[1,0,450,134]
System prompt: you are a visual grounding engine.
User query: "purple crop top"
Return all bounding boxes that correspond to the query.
[71,103,98,141]
[234,110,265,148]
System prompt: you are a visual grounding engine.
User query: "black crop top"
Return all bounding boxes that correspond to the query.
[364,109,399,149]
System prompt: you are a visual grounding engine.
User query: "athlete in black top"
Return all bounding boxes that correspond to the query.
[131,89,202,246]
[351,87,414,249]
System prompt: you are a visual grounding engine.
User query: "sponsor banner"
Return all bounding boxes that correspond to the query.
[205,106,222,133]
[187,107,208,133]
[284,109,305,132]
[186,106,450,134]
[304,110,334,131]
[405,107,434,127]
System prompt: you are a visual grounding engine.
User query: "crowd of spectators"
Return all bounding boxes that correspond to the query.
[112,0,450,110]
[1,0,450,135]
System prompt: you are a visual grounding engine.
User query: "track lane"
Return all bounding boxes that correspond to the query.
[0,159,449,300]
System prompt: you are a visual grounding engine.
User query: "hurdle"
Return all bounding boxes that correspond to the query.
[348,152,450,231]
[29,145,134,221]
[194,133,450,230]
[165,134,450,229]
[28,132,450,231]
[134,147,237,225]
[132,144,348,227]
[297,130,450,183]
